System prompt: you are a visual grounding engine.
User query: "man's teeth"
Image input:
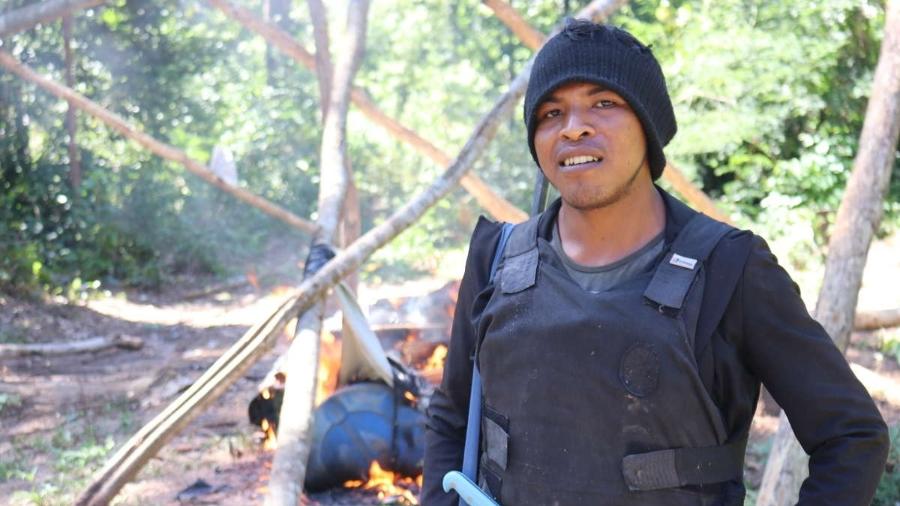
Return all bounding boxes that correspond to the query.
[563,155,601,167]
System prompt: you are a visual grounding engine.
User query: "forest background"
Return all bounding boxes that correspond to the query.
[2,0,900,505]
[2,0,898,298]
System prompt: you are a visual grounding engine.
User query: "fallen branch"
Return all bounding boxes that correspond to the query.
[205,0,527,223]
[0,0,104,36]
[0,335,143,358]
[0,51,318,235]
[855,308,900,330]
[850,362,900,406]
[482,0,731,223]
[76,32,533,506]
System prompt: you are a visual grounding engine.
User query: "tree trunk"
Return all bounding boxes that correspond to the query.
[0,50,318,235]
[77,24,526,506]
[483,0,730,223]
[757,1,900,503]
[266,1,369,504]
[62,14,81,190]
[0,0,105,36]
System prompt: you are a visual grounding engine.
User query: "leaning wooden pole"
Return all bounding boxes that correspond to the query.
[482,0,730,224]
[757,1,900,504]
[0,0,104,36]
[76,45,533,506]
[0,50,318,235]
[205,0,527,223]
[266,1,369,504]
[483,0,545,50]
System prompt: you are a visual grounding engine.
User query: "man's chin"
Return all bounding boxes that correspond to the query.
[561,191,618,211]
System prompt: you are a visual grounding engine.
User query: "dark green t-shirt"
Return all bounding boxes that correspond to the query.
[549,219,665,293]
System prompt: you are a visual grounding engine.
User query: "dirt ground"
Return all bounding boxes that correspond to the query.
[1,237,899,505]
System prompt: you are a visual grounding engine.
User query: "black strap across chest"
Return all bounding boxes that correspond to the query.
[499,209,733,316]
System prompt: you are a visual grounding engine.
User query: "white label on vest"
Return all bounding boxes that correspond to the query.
[670,253,698,270]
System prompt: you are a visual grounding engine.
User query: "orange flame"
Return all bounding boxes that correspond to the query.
[419,344,448,385]
[424,344,448,371]
[343,461,421,504]
[260,419,277,451]
[315,331,343,406]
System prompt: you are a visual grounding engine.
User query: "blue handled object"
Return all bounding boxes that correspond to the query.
[454,222,514,506]
[453,172,548,505]
[443,471,501,506]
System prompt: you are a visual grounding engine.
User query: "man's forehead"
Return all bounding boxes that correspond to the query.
[542,83,612,104]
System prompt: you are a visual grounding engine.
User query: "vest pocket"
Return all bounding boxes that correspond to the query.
[480,405,509,500]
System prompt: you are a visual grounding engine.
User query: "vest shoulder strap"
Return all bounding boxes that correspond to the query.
[460,221,515,486]
[499,215,541,294]
[644,213,735,311]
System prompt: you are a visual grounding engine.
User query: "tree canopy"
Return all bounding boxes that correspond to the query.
[1,0,897,294]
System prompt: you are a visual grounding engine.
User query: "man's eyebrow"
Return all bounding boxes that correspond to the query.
[542,85,610,105]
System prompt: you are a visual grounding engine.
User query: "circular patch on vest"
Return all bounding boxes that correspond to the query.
[619,342,660,397]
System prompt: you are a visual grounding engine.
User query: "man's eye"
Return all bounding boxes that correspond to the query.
[541,109,561,119]
[595,99,616,109]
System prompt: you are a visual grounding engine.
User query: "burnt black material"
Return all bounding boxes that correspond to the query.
[248,387,283,429]
[304,242,336,278]
[305,382,425,492]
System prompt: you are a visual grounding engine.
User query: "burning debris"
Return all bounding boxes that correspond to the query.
[304,381,425,492]
[247,282,455,501]
[343,460,423,504]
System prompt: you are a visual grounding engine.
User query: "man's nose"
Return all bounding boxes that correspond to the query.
[559,110,596,141]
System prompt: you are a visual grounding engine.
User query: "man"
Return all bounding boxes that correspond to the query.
[422,20,889,506]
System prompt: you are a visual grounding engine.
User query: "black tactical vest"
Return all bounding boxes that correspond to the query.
[473,208,746,506]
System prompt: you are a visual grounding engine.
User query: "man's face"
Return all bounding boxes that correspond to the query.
[533,81,651,211]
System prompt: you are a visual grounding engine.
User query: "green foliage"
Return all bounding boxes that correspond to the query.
[611,0,898,271]
[2,402,138,506]
[872,424,900,506]
[1,0,897,291]
[0,392,24,418]
[881,328,900,364]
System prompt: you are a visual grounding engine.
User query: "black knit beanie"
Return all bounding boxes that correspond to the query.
[524,20,676,180]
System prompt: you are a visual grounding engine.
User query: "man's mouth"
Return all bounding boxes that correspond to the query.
[561,155,603,168]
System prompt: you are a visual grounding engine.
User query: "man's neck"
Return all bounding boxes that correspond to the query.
[557,183,666,267]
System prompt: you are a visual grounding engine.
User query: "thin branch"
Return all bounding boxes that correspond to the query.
[482,0,544,50]
[0,0,104,36]
[205,0,528,223]
[0,50,318,235]
[306,0,333,119]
